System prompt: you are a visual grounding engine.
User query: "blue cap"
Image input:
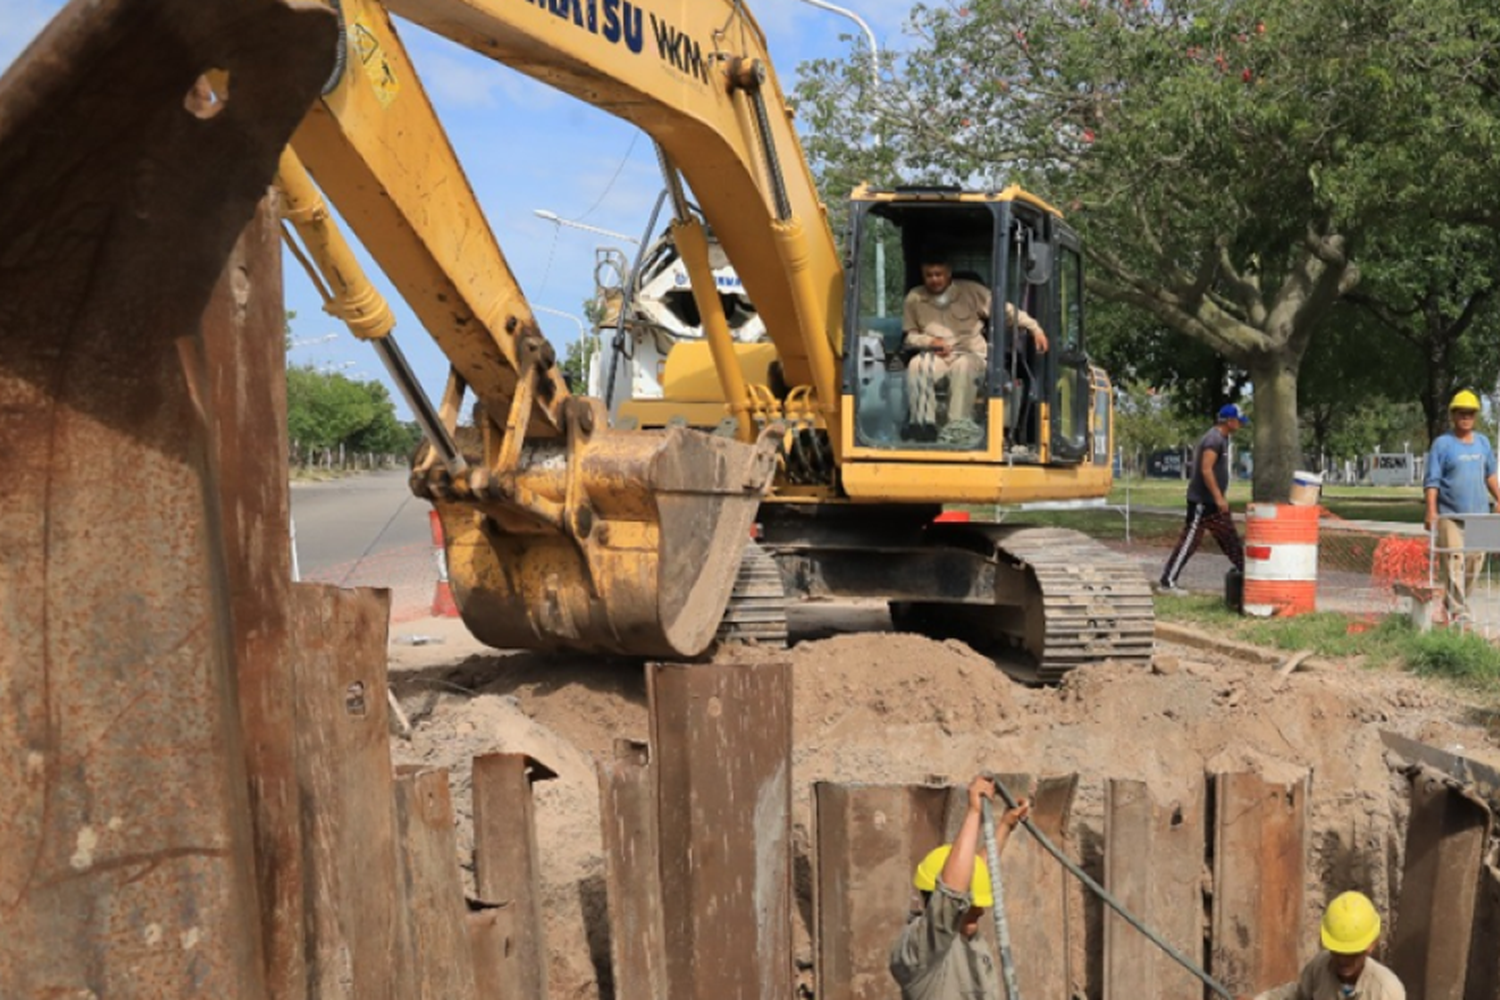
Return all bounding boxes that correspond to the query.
[1218,403,1249,424]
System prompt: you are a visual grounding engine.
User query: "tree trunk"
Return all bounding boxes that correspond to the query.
[1247,355,1302,502]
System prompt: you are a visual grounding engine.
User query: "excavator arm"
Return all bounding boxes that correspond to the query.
[281,0,788,656]
[378,0,846,440]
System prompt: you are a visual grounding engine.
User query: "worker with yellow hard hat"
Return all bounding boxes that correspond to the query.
[1242,891,1405,999]
[889,775,1030,1000]
[1423,387,1500,623]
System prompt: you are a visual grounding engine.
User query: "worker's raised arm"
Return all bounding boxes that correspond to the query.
[1005,301,1049,353]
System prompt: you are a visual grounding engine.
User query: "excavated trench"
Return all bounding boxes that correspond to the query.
[388,604,1500,999]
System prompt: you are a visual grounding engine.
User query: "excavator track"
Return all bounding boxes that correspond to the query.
[715,542,789,648]
[891,525,1155,683]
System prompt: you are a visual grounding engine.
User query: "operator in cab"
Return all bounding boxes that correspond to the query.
[901,251,1049,443]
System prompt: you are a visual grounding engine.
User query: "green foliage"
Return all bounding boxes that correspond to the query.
[1407,628,1500,684]
[560,337,597,394]
[1156,594,1500,682]
[286,365,417,456]
[793,0,1500,500]
[1113,380,1199,468]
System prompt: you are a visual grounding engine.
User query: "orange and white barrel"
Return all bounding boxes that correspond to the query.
[1243,503,1319,617]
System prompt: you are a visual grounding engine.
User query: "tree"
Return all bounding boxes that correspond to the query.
[286,366,416,459]
[796,0,1457,500]
[560,337,596,394]
[1113,380,1198,475]
[1342,225,1500,443]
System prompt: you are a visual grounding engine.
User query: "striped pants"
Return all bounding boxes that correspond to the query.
[1160,501,1244,587]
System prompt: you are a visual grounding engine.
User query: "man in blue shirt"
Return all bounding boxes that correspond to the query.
[1422,389,1500,621]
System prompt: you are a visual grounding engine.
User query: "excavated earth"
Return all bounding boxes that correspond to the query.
[386,603,1500,1000]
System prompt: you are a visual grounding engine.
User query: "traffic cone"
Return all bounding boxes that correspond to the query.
[429,509,460,618]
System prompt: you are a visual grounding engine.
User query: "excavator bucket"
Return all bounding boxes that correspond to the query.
[439,424,781,659]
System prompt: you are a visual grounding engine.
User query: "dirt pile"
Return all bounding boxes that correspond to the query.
[388,609,1498,999]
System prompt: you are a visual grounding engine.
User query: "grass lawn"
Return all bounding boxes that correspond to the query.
[1156,593,1500,693]
[1109,478,1425,523]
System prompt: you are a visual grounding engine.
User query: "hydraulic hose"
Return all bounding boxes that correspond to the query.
[988,775,1235,1000]
[980,801,1022,1000]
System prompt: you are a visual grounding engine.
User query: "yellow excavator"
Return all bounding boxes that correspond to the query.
[277,0,1153,681]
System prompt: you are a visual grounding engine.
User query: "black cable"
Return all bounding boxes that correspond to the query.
[989,775,1235,1000]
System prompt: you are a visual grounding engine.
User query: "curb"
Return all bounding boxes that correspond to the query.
[1154,620,1336,672]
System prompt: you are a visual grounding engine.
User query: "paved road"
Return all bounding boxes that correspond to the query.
[290,471,435,618]
[287,471,1403,622]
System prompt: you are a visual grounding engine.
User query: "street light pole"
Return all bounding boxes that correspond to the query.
[533,305,587,340]
[533,305,598,393]
[788,0,885,312]
[793,0,879,76]
[533,209,641,245]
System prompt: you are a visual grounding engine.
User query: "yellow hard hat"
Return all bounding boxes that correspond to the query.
[913,845,994,908]
[1450,389,1481,411]
[1320,891,1380,954]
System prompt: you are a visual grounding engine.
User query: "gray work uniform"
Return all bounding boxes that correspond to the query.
[1254,952,1405,1000]
[889,880,999,1000]
[1186,425,1231,505]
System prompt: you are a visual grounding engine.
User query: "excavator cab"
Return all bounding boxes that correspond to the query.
[844,186,1094,464]
[838,185,1110,506]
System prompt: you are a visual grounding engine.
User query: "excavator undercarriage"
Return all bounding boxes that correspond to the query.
[757,506,1155,682]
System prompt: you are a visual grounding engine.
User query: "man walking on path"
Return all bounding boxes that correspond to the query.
[1423,388,1500,621]
[889,776,1030,1000]
[1157,404,1248,594]
[1242,890,1404,1000]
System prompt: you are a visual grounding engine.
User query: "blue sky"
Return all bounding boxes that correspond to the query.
[1,0,914,419]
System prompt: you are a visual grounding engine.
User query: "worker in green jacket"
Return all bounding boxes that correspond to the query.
[889,776,1031,1000]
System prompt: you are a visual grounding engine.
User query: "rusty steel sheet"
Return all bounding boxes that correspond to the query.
[471,752,557,1000]
[813,782,949,1000]
[1389,766,1493,1000]
[291,585,400,1000]
[1381,731,1500,820]
[989,773,1078,1000]
[204,196,305,999]
[649,660,794,1000]
[0,0,335,992]
[1463,864,1500,1000]
[468,907,522,1000]
[1103,777,1207,1000]
[599,739,667,1000]
[395,767,479,1000]
[1210,772,1307,997]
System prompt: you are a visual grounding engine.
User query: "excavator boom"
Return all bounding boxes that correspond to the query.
[278,0,1153,676]
[282,0,785,657]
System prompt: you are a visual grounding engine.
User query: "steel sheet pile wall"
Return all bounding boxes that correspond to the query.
[1211,772,1308,996]
[599,739,668,1000]
[0,0,334,991]
[648,660,795,1000]
[1103,777,1206,1000]
[813,783,950,999]
[472,753,557,998]
[1390,767,1494,1000]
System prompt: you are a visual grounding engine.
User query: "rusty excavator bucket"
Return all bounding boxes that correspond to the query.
[430,420,781,659]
